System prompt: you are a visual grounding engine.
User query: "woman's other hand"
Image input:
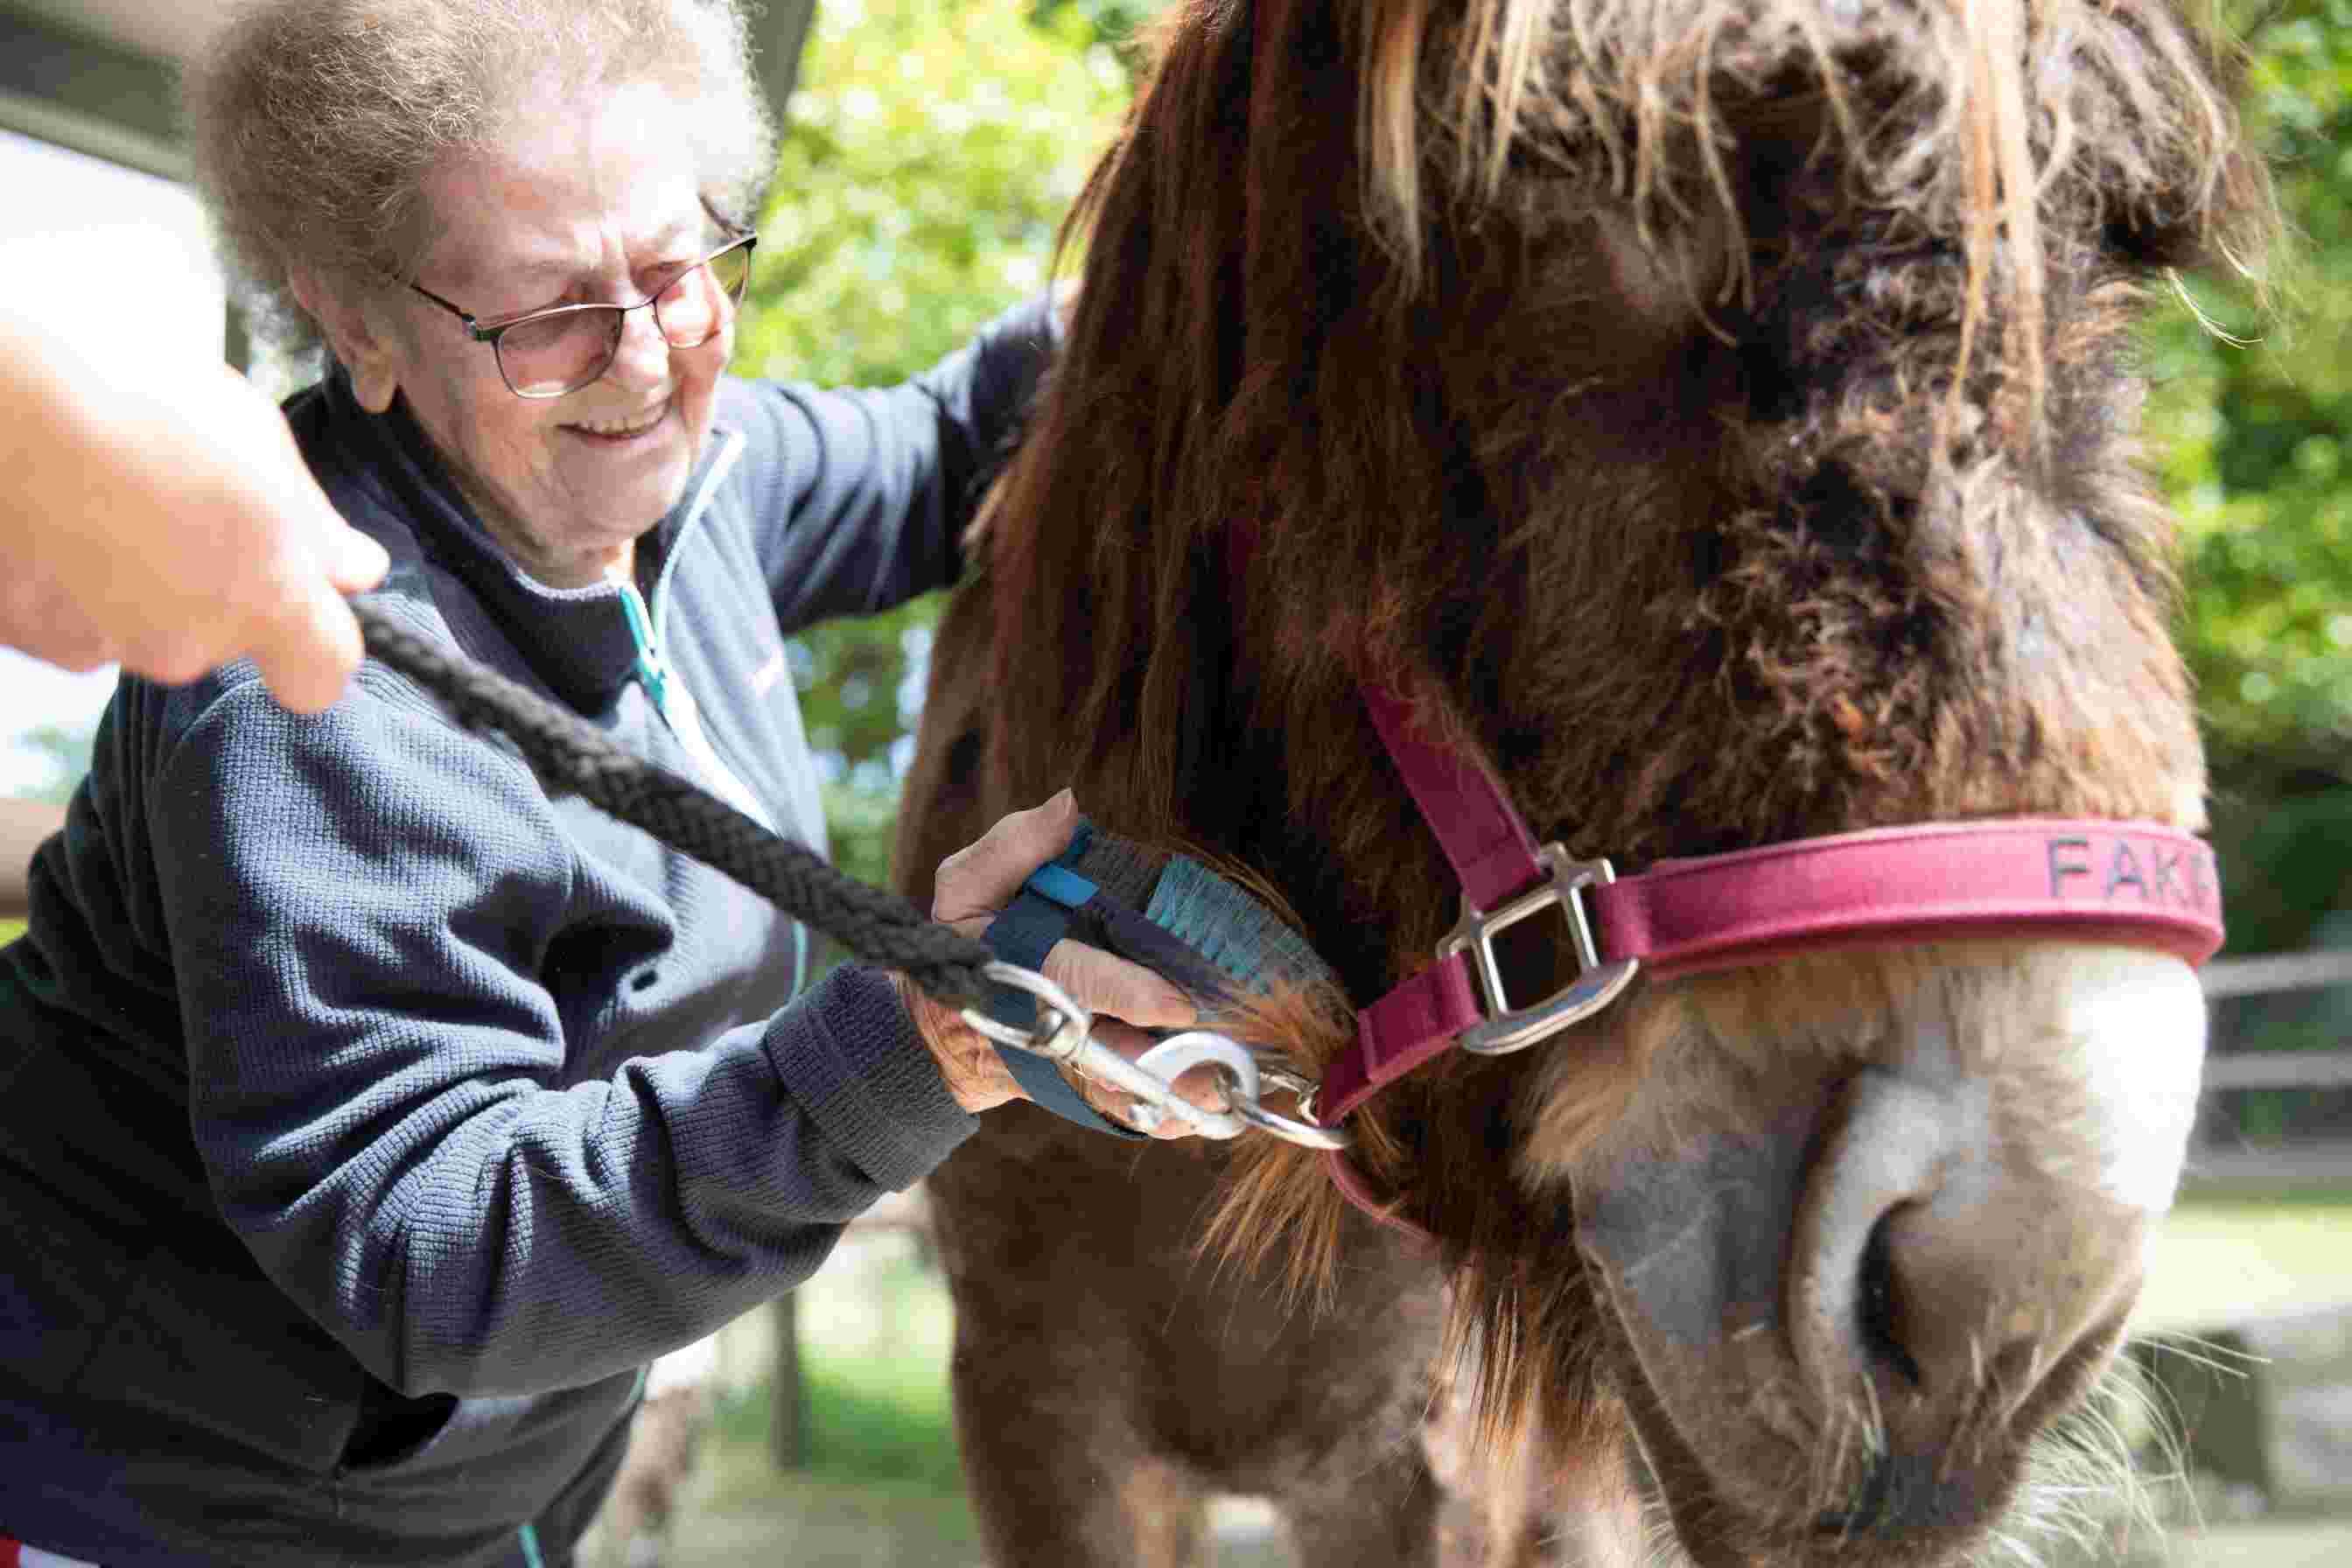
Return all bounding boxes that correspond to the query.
[898,790,1228,1138]
[0,312,389,713]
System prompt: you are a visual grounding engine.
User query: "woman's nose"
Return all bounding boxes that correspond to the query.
[603,303,676,388]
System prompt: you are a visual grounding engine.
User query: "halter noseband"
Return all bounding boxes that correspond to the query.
[1310,680,2225,1236]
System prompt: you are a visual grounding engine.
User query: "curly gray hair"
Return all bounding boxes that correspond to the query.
[188,0,777,355]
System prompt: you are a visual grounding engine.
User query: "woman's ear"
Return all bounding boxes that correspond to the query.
[289,266,402,413]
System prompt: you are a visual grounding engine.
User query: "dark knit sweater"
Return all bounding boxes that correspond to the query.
[0,295,1054,1567]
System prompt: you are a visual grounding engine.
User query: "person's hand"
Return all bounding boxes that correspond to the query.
[897,790,1229,1138]
[0,312,389,713]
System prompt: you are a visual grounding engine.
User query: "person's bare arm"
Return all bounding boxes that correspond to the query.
[0,311,388,712]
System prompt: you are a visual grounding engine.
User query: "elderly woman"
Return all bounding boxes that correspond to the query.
[0,2,1201,1564]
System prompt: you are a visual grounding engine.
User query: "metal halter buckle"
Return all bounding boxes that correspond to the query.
[1438,843,1641,1055]
[960,963,1352,1148]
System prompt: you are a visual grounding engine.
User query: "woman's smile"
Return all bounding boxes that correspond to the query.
[564,397,674,444]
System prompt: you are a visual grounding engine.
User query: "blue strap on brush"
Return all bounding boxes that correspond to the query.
[978,819,1332,1138]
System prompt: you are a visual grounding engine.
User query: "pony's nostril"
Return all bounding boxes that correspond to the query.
[1785,1069,1950,1409]
[1858,1212,1924,1390]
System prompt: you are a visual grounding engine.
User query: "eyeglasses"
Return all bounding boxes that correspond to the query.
[409,228,757,399]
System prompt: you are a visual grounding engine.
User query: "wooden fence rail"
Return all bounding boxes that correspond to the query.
[2202,949,2352,1000]
[2200,948,2350,1099]
[2202,1051,2352,1093]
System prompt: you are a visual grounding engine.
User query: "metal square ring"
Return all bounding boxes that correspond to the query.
[1438,844,1641,1055]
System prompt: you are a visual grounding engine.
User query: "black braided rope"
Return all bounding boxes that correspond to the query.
[352,599,998,1008]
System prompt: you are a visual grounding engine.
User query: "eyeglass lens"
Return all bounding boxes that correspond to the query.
[497,240,754,398]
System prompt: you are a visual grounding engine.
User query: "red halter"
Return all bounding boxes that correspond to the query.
[1311,682,2225,1235]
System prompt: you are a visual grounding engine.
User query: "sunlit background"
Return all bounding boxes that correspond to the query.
[2,3,2345,1565]
[0,127,223,792]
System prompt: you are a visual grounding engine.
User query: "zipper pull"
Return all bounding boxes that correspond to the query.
[616,580,670,712]
[614,574,776,834]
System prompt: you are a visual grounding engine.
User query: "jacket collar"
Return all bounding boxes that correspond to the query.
[316,366,724,711]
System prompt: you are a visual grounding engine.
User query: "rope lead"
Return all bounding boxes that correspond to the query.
[351,598,998,1008]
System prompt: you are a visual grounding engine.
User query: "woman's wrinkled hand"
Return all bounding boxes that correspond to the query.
[896,790,1231,1138]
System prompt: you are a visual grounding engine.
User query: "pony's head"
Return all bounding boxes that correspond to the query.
[984,2,2274,1562]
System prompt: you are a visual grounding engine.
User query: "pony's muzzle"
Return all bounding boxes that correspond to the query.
[1785,1063,2147,1460]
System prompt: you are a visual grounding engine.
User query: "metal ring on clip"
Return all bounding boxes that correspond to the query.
[1256,1063,1320,1102]
[960,960,1092,1063]
[1130,1032,1259,1140]
[1239,1061,1351,1147]
[1217,1068,1353,1150]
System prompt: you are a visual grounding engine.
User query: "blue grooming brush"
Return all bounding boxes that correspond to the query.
[978,819,1335,1138]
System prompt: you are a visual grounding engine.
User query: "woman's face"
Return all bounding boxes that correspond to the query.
[349,80,737,588]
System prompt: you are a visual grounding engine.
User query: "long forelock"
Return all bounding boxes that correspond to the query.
[1368,0,2268,429]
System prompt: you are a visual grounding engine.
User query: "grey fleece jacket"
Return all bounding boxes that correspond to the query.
[0,294,1054,1567]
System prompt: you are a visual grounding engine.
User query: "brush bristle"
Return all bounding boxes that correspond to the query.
[1068,830,1166,911]
[1067,827,1338,998]
[1145,857,1337,996]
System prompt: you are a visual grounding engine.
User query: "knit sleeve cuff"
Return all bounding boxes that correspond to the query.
[763,965,976,1192]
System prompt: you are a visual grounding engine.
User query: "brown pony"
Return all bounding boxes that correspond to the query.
[892,2,2274,1564]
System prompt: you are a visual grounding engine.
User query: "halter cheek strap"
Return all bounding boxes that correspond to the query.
[1318,682,2226,1238]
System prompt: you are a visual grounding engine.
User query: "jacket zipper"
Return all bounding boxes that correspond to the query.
[619,428,810,991]
[615,578,776,836]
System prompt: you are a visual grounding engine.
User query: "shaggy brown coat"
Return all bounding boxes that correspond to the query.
[896,2,2272,1564]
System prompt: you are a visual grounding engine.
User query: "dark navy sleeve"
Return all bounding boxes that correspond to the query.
[728,290,1059,634]
[144,667,974,1397]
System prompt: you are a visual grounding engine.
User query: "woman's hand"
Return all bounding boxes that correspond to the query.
[0,312,389,713]
[898,791,1229,1138]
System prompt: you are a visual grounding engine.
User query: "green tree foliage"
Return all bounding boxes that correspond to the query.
[2147,0,2352,952]
[733,0,1131,884]
[2152,1,2352,775]
[738,0,1125,391]
[1028,0,1163,60]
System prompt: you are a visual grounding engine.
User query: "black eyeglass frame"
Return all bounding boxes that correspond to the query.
[408,216,757,400]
